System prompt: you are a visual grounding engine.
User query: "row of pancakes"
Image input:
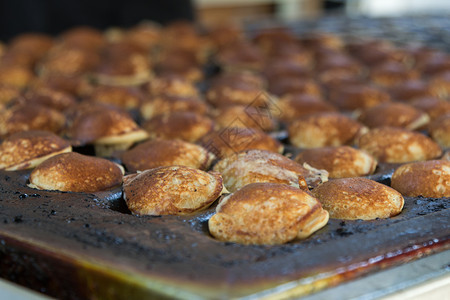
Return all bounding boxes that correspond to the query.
[0,23,449,245]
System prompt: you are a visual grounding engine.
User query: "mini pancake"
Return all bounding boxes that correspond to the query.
[123,166,225,216]
[121,139,215,172]
[67,106,148,156]
[391,160,450,197]
[87,86,144,110]
[276,94,337,123]
[356,127,442,163]
[295,146,377,178]
[93,54,152,86]
[411,97,450,119]
[268,77,321,98]
[288,112,367,148]
[0,65,34,88]
[0,103,65,137]
[143,75,199,97]
[206,78,271,108]
[388,79,433,102]
[369,61,419,87]
[208,182,329,245]
[156,49,204,83]
[213,149,323,192]
[199,127,283,159]
[428,114,450,148]
[140,95,208,120]
[18,87,77,111]
[8,33,53,64]
[216,40,263,71]
[59,26,105,51]
[142,111,214,143]
[38,46,100,76]
[212,105,277,132]
[328,84,391,111]
[430,71,450,100]
[0,130,71,171]
[28,152,123,193]
[358,102,429,130]
[312,177,404,220]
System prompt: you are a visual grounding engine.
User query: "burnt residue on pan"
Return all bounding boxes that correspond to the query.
[0,170,448,299]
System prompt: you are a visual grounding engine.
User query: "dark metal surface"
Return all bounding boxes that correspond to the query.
[0,169,448,299]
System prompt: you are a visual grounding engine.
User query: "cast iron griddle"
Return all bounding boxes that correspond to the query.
[0,169,448,299]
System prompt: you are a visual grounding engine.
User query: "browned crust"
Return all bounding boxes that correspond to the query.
[29,152,123,192]
[208,182,329,245]
[142,111,214,143]
[277,94,337,123]
[328,85,391,111]
[140,95,208,120]
[358,102,429,130]
[123,166,223,216]
[0,130,71,170]
[357,127,442,163]
[391,160,450,197]
[0,103,65,137]
[121,139,214,172]
[295,146,377,178]
[213,149,309,192]
[199,127,283,159]
[87,86,145,110]
[312,177,404,220]
[288,112,366,148]
[68,107,141,145]
[212,105,277,131]
[428,114,450,148]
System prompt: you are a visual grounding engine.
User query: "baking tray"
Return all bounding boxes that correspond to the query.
[1,14,450,299]
[0,169,448,299]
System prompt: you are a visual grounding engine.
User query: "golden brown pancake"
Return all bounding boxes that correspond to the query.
[0,65,34,88]
[295,146,377,178]
[123,166,224,216]
[369,61,419,87]
[212,105,277,132]
[0,130,71,171]
[143,75,199,97]
[288,112,367,148]
[142,111,214,143]
[18,87,77,111]
[121,139,215,172]
[0,103,65,137]
[38,45,100,76]
[358,102,429,130]
[206,78,271,108]
[411,97,450,119]
[428,114,450,148]
[312,178,404,220]
[199,127,283,159]
[28,152,123,192]
[277,94,337,123]
[87,86,144,110]
[388,79,433,102]
[328,84,391,111]
[140,95,208,120]
[391,160,450,197]
[430,71,450,100]
[67,105,148,156]
[208,182,329,245]
[357,127,442,163]
[213,149,317,192]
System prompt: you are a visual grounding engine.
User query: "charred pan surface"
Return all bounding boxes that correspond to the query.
[0,170,448,299]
